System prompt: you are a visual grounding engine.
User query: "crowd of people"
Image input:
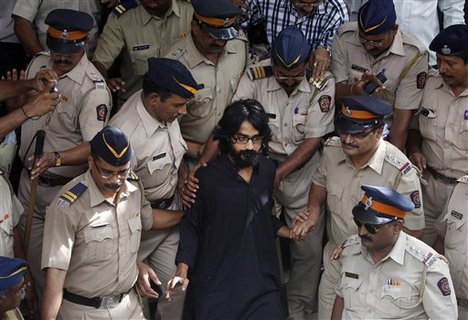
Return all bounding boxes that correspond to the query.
[0,0,467,319]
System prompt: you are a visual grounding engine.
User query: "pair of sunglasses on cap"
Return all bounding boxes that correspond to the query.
[353,217,399,234]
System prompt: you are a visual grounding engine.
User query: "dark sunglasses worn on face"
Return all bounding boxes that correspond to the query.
[353,217,399,234]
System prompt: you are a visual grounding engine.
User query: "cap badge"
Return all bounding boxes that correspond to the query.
[441,45,451,55]
[223,18,230,27]
[345,106,352,116]
[365,197,373,210]
[60,29,69,40]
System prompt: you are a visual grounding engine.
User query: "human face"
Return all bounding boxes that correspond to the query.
[50,49,84,75]
[147,93,190,123]
[140,0,172,17]
[0,278,25,313]
[436,54,468,89]
[273,63,306,95]
[88,156,130,198]
[356,217,401,252]
[358,27,396,57]
[292,0,323,16]
[191,21,228,56]
[338,127,382,162]
[230,120,263,168]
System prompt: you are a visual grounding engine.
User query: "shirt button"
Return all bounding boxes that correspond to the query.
[284,123,288,127]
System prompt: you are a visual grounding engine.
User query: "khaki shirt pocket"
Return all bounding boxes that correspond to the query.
[128,216,142,253]
[147,155,172,176]
[328,184,344,215]
[418,108,438,141]
[268,116,280,140]
[84,224,114,263]
[380,283,420,317]
[187,88,213,118]
[456,120,468,149]
[445,215,465,250]
[130,47,159,76]
[52,101,77,130]
[340,277,363,311]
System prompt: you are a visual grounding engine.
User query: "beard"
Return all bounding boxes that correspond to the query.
[230,149,261,168]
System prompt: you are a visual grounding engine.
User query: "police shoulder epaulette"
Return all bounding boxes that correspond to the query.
[342,234,361,248]
[405,240,442,268]
[337,21,357,37]
[57,182,87,208]
[126,171,140,181]
[324,136,342,147]
[112,0,138,17]
[87,72,106,90]
[384,153,413,175]
[309,73,334,92]
[457,175,468,184]
[34,50,50,58]
[400,32,427,54]
[246,65,273,81]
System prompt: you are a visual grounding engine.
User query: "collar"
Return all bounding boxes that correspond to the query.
[139,0,179,26]
[56,53,88,84]
[438,77,468,97]
[185,34,238,69]
[266,76,311,94]
[86,170,137,208]
[136,91,166,137]
[341,139,386,173]
[385,29,405,57]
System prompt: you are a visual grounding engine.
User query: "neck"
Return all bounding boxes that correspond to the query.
[238,166,253,183]
[451,82,468,97]
[351,140,380,168]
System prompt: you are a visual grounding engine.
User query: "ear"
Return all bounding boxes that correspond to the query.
[191,20,199,34]
[393,219,404,234]
[374,126,384,139]
[88,155,94,169]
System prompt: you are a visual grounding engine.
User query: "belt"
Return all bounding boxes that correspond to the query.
[458,298,468,309]
[150,194,175,210]
[38,175,73,187]
[426,166,457,185]
[63,289,130,309]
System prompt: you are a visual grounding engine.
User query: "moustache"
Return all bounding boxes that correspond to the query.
[54,59,73,66]
[342,142,358,148]
[359,235,372,242]
[104,183,122,192]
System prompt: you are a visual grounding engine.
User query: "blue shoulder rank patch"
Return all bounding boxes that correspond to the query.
[246,66,273,80]
[57,182,87,208]
[112,0,138,17]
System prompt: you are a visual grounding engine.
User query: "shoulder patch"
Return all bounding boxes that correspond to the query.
[457,175,468,184]
[57,182,87,208]
[410,190,421,208]
[437,277,452,296]
[246,66,273,80]
[126,171,140,181]
[318,95,331,113]
[416,72,427,89]
[384,153,413,175]
[325,136,341,147]
[112,0,138,17]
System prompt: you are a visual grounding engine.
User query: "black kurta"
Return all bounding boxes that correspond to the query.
[176,154,286,320]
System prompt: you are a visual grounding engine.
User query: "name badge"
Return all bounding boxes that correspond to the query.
[133,44,150,51]
[345,272,359,279]
[153,152,166,161]
[266,113,276,119]
[351,64,368,73]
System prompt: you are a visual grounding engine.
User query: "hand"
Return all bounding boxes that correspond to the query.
[273,170,284,190]
[292,209,319,238]
[330,243,344,261]
[24,279,38,317]
[100,0,118,8]
[292,209,310,225]
[27,152,56,180]
[22,90,60,118]
[107,78,126,93]
[166,276,189,301]
[353,72,386,96]
[310,47,331,81]
[32,68,58,92]
[136,261,161,299]
[179,163,205,208]
[409,151,427,172]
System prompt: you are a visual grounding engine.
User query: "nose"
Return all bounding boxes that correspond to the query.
[245,139,255,150]
[438,61,448,74]
[357,224,368,236]
[342,134,353,144]
[178,104,187,116]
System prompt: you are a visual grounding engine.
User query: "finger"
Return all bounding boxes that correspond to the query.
[181,279,189,291]
[148,267,161,286]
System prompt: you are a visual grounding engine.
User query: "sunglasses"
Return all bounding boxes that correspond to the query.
[353,217,398,234]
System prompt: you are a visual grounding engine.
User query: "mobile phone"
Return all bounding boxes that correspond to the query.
[364,69,387,94]
[150,279,162,297]
[50,86,59,94]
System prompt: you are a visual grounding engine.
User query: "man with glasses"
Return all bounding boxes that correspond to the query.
[17,9,111,298]
[331,185,457,319]
[331,0,428,150]
[41,126,154,319]
[166,99,295,319]
[233,26,335,319]
[293,95,424,319]
[109,57,199,319]
[0,257,28,320]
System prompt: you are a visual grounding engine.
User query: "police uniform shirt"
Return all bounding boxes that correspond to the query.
[415,75,468,178]
[233,59,335,161]
[41,171,153,298]
[0,174,23,257]
[12,0,100,54]
[331,22,428,111]
[19,53,111,178]
[336,232,458,319]
[109,90,186,202]
[166,34,247,144]
[93,0,193,100]
[313,138,425,245]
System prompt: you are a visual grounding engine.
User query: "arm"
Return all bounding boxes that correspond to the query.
[41,268,67,320]
[438,0,466,27]
[406,128,426,172]
[0,68,57,101]
[152,209,184,230]
[166,262,190,300]
[433,235,445,255]
[292,183,327,237]
[13,16,43,56]
[389,109,413,151]
[331,296,344,320]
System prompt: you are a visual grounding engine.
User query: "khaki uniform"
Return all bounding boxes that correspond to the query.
[331,22,428,120]
[12,0,100,55]
[109,90,187,320]
[18,52,111,296]
[42,171,153,319]
[93,0,193,102]
[0,173,23,257]
[440,176,468,319]
[314,137,425,319]
[414,75,468,245]
[166,34,247,145]
[233,59,335,318]
[336,232,458,319]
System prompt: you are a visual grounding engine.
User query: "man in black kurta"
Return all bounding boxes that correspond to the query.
[167,99,294,319]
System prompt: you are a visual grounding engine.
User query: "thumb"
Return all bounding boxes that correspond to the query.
[148,268,161,285]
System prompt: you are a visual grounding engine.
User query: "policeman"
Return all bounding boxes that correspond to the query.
[435,175,468,319]
[0,257,28,320]
[109,57,198,320]
[407,24,468,246]
[332,185,457,319]
[293,96,425,319]
[331,0,428,150]
[233,26,335,319]
[17,9,111,298]
[93,0,193,104]
[166,0,247,174]
[41,127,152,320]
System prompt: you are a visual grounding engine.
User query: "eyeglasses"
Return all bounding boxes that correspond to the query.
[336,127,375,139]
[294,0,323,8]
[232,134,263,145]
[274,74,305,81]
[358,34,388,48]
[93,159,130,179]
[353,217,398,234]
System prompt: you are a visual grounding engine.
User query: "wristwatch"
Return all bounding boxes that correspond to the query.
[53,152,62,167]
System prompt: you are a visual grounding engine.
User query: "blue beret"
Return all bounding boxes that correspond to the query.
[429,24,468,56]
[0,257,28,292]
[192,0,242,40]
[352,185,415,224]
[358,0,396,35]
[90,126,133,166]
[272,26,310,68]
[335,96,392,134]
[146,57,199,99]
[45,9,94,55]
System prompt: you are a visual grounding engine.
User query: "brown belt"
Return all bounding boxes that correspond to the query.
[38,175,73,187]
[458,298,468,309]
[150,194,175,210]
[426,166,457,185]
